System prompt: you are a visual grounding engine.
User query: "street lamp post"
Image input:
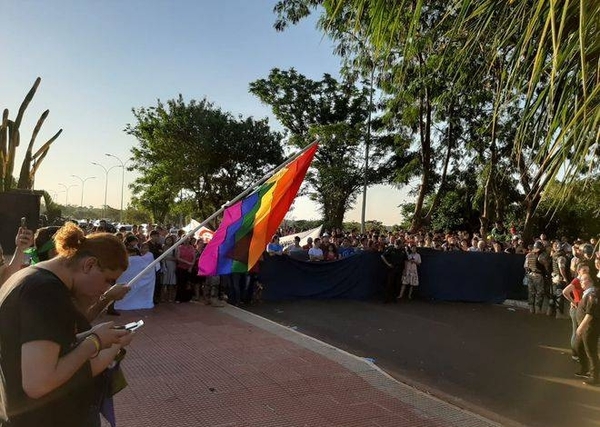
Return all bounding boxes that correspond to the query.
[105,153,130,223]
[70,175,96,207]
[92,162,121,219]
[57,183,78,207]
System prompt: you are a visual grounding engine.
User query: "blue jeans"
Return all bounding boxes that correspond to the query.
[570,305,578,355]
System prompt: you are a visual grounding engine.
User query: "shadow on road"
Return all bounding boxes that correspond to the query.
[246,299,600,427]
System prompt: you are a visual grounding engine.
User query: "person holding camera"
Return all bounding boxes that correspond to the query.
[0,225,34,286]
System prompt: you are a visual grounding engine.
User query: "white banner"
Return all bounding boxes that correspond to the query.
[182,219,214,242]
[280,225,322,248]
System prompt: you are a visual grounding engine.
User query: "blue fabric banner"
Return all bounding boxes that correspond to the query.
[259,250,526,303]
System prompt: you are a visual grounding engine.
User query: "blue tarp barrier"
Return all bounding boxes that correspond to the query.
[259,250,526,303]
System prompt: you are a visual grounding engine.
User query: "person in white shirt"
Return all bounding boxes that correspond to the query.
[308,238,324,261]
[468,237,480,252]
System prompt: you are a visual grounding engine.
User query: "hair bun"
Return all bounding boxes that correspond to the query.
[54,222,86,257]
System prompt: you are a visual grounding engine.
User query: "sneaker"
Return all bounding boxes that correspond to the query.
[575,371,591,379]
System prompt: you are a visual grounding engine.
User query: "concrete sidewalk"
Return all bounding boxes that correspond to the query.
[107,303,501,427]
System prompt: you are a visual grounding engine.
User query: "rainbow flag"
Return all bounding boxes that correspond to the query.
[198,144,318,275]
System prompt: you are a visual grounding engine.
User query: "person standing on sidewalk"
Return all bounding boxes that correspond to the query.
[524,241,551,314]
[147,230,163,305]
[174,238,195,303]
[0,223,134,426]
[381,239,407,303]
[574,273,600,385]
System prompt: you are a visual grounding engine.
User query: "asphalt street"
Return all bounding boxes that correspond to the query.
[246,299,600,427]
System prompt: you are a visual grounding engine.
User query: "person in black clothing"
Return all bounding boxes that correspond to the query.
[381,239,407,303]
[0,222,134,426]
[146,230,163,304]
[574,274,600,386]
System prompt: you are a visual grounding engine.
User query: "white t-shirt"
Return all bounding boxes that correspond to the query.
[308,247,323,260]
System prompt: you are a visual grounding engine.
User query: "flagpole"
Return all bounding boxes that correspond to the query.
[125,141,318,288]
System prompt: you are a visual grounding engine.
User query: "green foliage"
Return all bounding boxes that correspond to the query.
[40,191,62,224]
[321,0,599,189]
[125,95,284,224]
[41,199,152,226]
[290,219,322,231]
[271,0,599,239]
[535,179,600,240]
[428,191,468,232]
[123,207,152,225]
[250,68,395,229]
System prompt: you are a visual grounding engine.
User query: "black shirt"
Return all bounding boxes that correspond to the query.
[147,241,163,260]
[382,246,407,268]
[576,287,600,329]
[0,267,94,427]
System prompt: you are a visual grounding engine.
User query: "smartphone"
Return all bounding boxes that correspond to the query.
[114,320,144,331]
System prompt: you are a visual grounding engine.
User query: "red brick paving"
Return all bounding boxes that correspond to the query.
[104,303,495,427]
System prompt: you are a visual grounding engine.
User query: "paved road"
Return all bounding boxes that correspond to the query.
[246,299,600,427]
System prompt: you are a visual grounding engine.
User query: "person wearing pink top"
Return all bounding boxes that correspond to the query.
[175,238,195,303]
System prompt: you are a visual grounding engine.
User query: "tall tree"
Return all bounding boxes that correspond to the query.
[317,0,599,192]
[125,95,284,223]
[250,68,395,229]
[273,0,598,239]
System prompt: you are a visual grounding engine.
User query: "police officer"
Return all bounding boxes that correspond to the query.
[525,241,551,314]
[550,241,570,317]
[381,239,407,303]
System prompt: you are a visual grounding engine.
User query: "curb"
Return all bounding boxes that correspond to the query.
[224,304,514,427]
[503,299,529,309]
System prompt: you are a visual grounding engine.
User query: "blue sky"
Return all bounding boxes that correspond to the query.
[1,0,408,225]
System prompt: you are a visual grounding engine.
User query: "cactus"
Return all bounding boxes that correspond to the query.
[0,77,62,192]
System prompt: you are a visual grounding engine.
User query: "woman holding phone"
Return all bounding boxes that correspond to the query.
[0,222,34,286]
[0,222,135,426]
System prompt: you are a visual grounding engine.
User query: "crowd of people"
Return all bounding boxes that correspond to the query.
[0,217,598,427]
[523,237,599,385]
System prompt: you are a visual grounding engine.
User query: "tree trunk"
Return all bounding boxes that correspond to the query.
[522,194,540,243]
[410,85,432,232]
[424,102,454,225]
[322,195,346,230]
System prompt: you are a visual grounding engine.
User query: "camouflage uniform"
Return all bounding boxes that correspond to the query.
[549,247,569,317]
[525,243,551,314]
